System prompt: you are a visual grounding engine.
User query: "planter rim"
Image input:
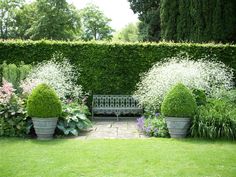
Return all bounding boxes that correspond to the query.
[32,117,58,120]
[165,117,191,120]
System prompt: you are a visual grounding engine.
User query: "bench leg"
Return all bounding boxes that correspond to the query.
[116,114,119,121]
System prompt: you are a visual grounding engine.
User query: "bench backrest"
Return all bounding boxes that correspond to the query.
[93,95,141,108]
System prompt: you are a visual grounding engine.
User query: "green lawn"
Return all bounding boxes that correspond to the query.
[0,138,236,177]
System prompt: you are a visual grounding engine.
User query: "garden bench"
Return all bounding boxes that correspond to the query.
[92,95,143,120]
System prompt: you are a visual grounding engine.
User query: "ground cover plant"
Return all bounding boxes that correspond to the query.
[0,138,236,177]
[137,114,169,137]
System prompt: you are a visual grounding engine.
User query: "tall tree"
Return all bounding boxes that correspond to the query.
[113,22,140,42]
[80,4,113,41]
[27,0,80,40]
[160,0,236,43]
[177,0,192,41]
[128,0,160,41]
[0,0,24,39]
[160,0,178,41]
[14,2,37,39]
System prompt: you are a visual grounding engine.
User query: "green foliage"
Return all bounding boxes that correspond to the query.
[27,84,62,118]
[142,114,169,137]
[56,101,92,136]
[0,95,31,137]
[191,99,236,140]
[160,0,236,42]
[0,0,24,39]
[128,0,160,41]
[161,83,197,118]
[26,0,80,40]
[80,4,113,41]
[2,62,31,92]
[14,2,37,39]
[192,89,207,106]
[113,23,140,42]
[160,0,178,41]
[0,40,236,95]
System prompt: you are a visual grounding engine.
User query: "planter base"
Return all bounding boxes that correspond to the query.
[32,118,58,140]
[165,117,191,138]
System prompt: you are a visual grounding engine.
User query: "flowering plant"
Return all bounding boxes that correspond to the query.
[20,54,83,100]
[0,79,15,105]
[0,79,32,137]
[137,113,169,137]
[134,56,234,111]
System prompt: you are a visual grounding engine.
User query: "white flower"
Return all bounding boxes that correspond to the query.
[134,56,234,110]
[20,56,83,100]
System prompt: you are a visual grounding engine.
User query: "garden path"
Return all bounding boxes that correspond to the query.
[77,120,147,139]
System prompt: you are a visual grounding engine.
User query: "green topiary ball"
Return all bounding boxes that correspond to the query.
[27,84,62,118]
[161,83,197,118]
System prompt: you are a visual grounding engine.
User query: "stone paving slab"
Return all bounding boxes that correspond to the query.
[76,120,148,139]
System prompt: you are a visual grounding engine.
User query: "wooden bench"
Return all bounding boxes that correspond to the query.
[92,95,143,120]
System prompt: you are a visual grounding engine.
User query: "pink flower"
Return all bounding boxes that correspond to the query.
[1,79,14,94]
[0,79,15,104]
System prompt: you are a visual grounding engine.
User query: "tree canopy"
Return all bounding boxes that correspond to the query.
[128,0,160,41]
[0,0,114,41]
[129,0,236,43]
[80,4,114,41]
[0,0,24,39]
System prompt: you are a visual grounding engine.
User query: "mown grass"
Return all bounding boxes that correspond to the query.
[0,138,236,177]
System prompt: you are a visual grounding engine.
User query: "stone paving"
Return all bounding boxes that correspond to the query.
[77,120,147,139]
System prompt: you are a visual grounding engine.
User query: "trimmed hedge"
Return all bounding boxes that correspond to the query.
[0,40,236,94]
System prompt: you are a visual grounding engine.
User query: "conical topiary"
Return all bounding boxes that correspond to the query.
[161,83,197,118]
[27,84,62,118]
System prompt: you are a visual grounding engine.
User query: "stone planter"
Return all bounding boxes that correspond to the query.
[165,117,191,138]
[32,118,58,140]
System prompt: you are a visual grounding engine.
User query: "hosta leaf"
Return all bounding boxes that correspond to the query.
[77,113,87,120]
[70,129,78,136]
[71,116,79,122]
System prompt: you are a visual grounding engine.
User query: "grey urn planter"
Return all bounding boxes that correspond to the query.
[32,117,58,140]
[165,117,191,138]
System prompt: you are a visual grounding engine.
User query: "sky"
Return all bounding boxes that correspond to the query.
[67,0,139,31]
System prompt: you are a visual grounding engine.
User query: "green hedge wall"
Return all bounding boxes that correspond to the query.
[0,40,236,94]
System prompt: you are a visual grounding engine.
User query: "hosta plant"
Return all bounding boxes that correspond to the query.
[134,56,234,111]
[57,102,92,136]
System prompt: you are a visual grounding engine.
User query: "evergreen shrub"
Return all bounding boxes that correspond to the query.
[27,84,62,118]
[161,83,197,118]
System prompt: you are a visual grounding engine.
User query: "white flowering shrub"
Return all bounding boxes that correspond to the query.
[134,56,234,110]
[20,55,83,100]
